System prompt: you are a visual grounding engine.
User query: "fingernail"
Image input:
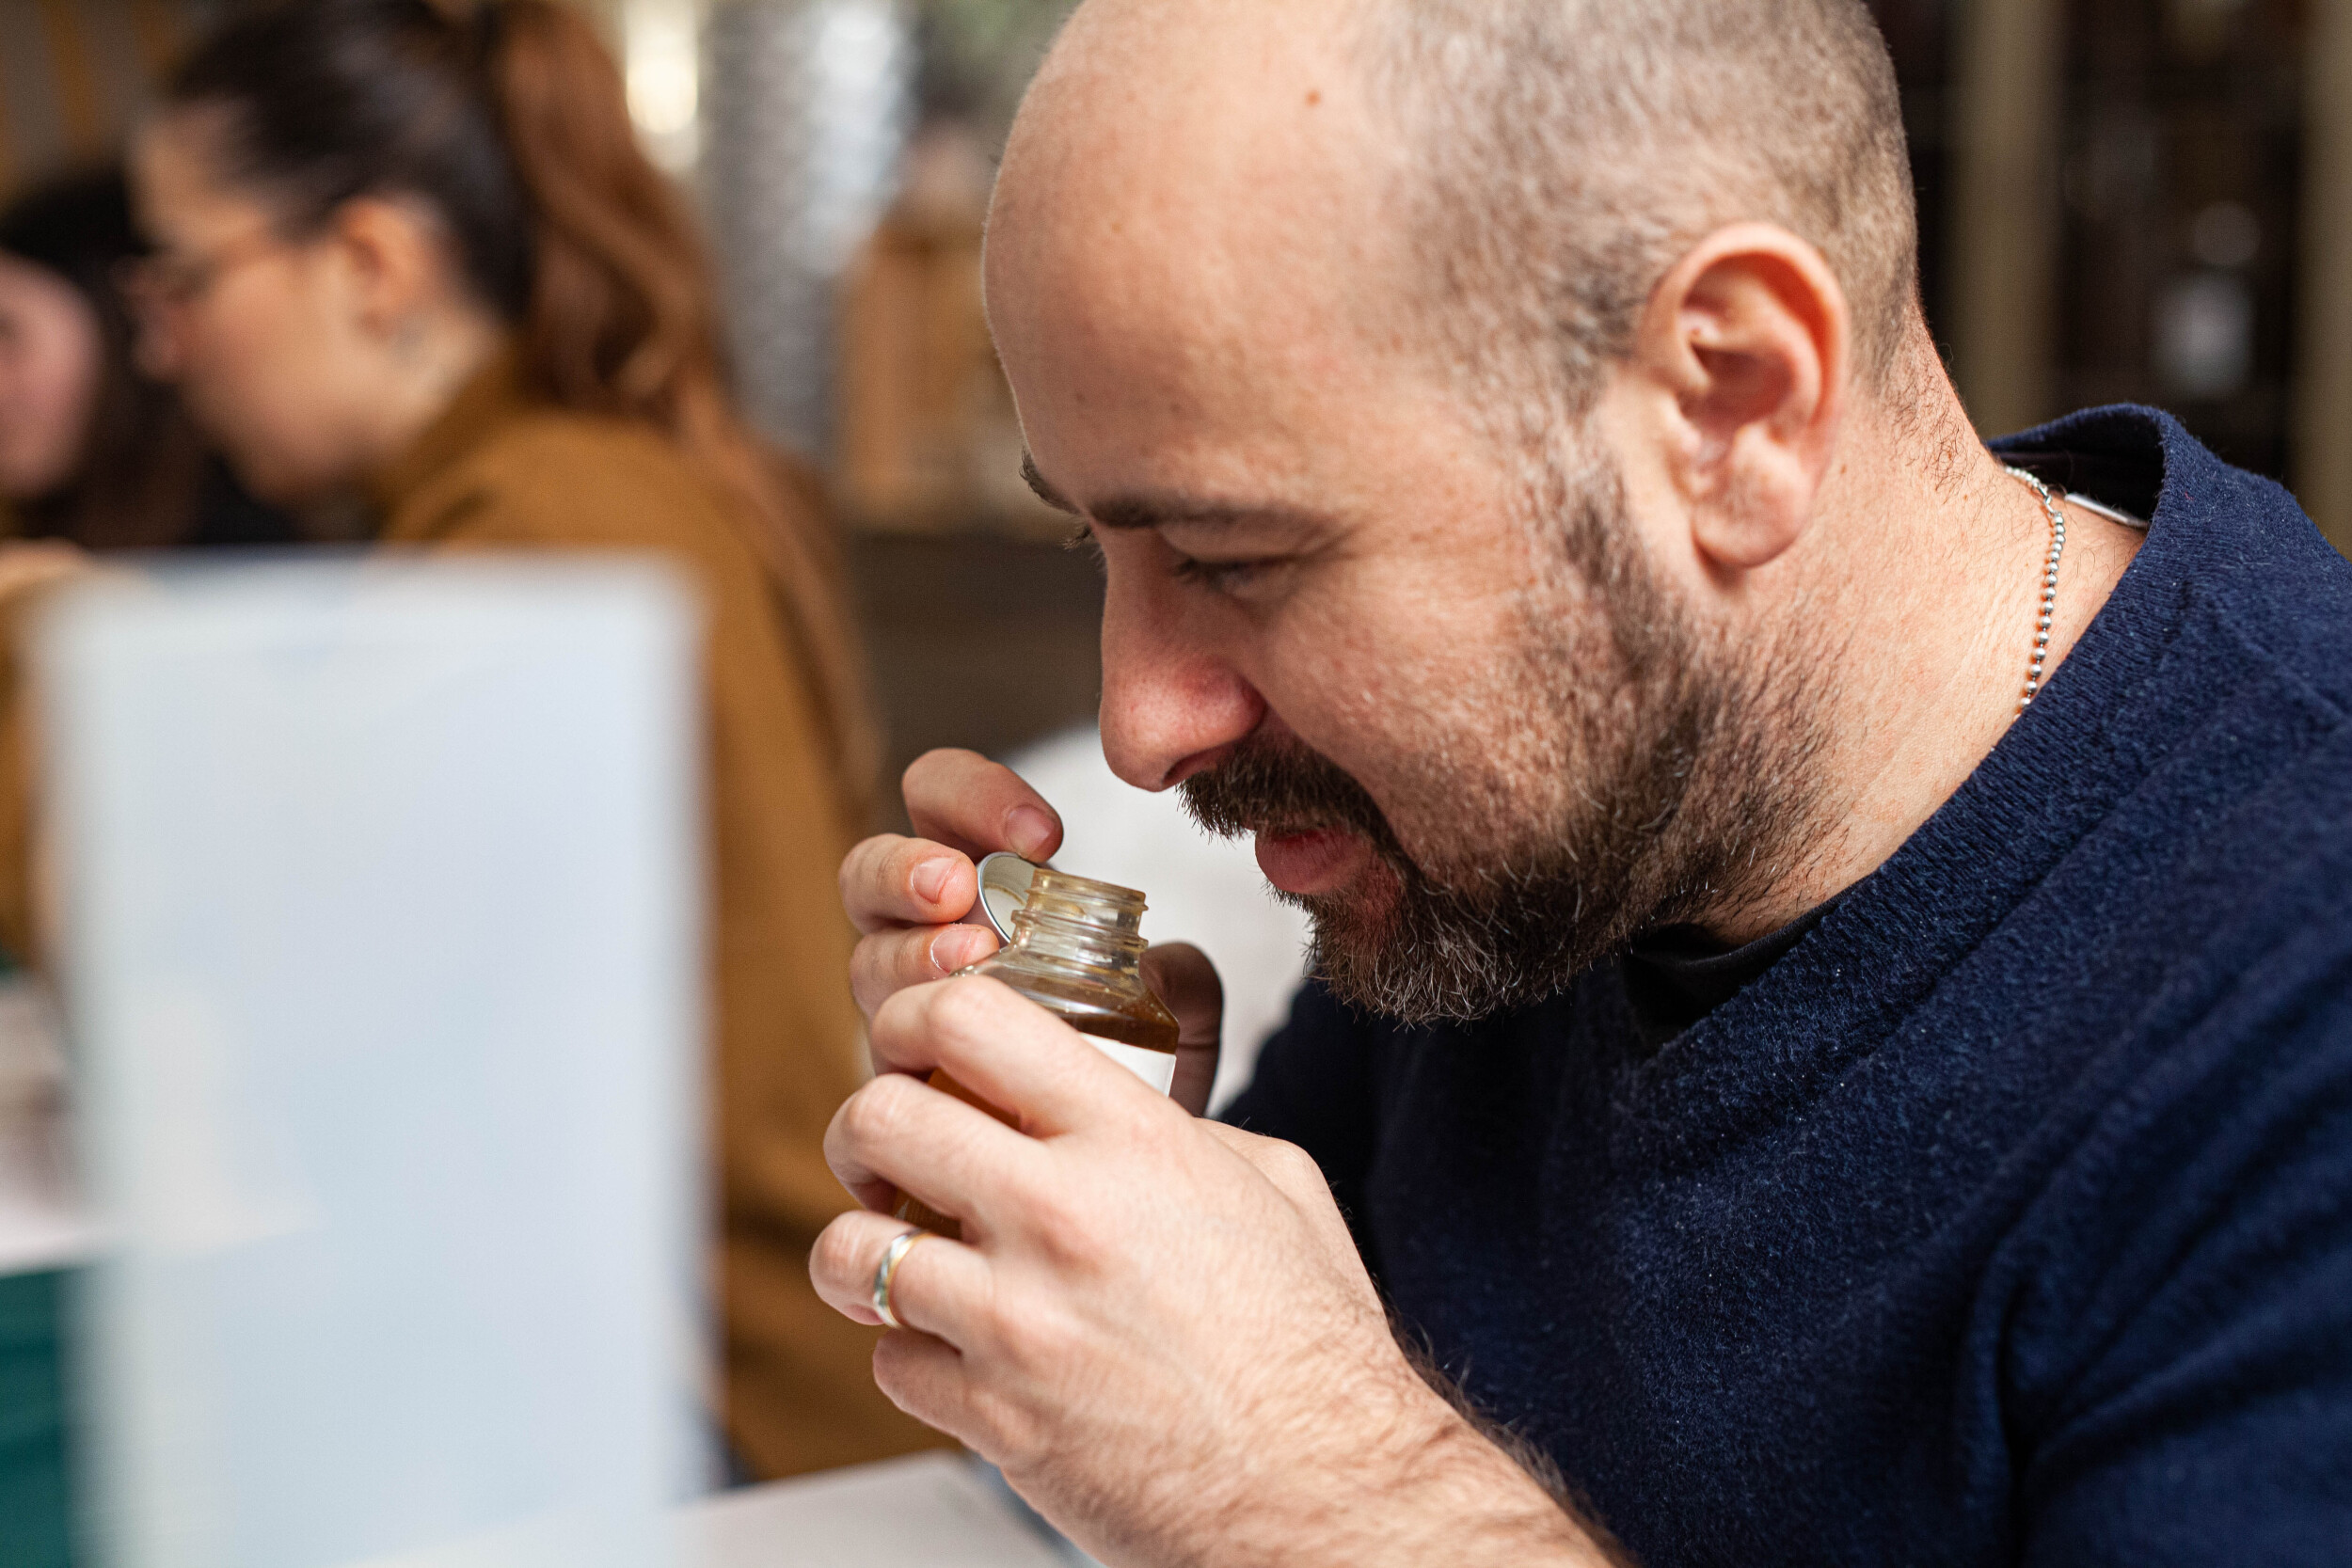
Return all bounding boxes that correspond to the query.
[930,927,991,974]
[911,857,955,904]
[1007,805,1057,859]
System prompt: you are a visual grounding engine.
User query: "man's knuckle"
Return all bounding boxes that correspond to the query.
[838,1077,914,1148]
[852,961,910,1020]
[927,974,999,1037]
[991,1302,1050,1366]
[869,981,928,1043]
[808,1220,866,1286]
[1021,1186,1104,1265]
[1265,1137,1315,1176]
[904,748,965,793]
[849,939,898,1006]
[841,834,890,892]
[968,1386,1041,1469]
[1262,1138,1327,1193]
[869,1338,938,1421]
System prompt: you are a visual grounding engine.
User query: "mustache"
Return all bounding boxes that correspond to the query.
[1178,736,1408,861]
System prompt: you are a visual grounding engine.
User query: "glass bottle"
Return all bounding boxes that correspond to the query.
[896,867,1180,1239]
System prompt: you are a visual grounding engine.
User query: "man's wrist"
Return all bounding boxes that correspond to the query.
[1376,1393,1621,1568]
[1188,1362,1616,1568]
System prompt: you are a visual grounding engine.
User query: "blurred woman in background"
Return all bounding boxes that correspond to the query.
[0,166,292,550]
[0,168,302,992]
[90,0,935,1477]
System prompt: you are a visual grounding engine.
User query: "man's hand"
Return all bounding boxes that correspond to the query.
[839,749,1061,1019]
[808,976,1613,1568]
[839,748,1222,1111]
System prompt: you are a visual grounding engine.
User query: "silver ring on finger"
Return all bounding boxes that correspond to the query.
[872,1227,930,1331]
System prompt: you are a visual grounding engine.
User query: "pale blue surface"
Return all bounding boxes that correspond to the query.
[39,560,705,1568]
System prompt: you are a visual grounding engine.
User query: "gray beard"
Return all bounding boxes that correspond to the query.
[1181,454,1827,1025]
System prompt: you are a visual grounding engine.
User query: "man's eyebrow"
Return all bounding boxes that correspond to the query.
[1089,494,1337,533]
[1022,451,1338,534]
[1020,451,1080,514]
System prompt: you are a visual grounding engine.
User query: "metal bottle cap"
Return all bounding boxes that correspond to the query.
[973,851,1039,942]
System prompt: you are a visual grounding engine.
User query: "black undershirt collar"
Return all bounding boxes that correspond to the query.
[1619,893,1847,1053]
[1613,444,2144,1054]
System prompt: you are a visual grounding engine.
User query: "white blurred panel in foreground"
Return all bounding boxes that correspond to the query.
[40,561,704,1568]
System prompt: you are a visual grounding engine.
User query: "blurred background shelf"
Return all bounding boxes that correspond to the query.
[5,0,2348,564]
[847,530,1103,835]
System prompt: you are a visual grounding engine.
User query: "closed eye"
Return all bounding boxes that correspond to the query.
[1169,554,1278,594]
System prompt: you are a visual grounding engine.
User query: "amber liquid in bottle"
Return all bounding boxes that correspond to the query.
[896,869,1179,1241]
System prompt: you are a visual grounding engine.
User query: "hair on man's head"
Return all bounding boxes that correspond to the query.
[1356,0,1918,423]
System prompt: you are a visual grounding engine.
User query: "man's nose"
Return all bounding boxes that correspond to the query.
[1096,572,1263,793]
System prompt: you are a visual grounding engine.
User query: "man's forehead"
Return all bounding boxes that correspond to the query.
[988,0,1393,307]
[1025,0,1368,122]
[982,0,1416,477]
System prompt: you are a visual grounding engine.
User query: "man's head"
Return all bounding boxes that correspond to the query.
[987,0,1940,1022]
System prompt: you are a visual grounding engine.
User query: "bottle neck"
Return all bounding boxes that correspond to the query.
[1007,870,1149,980]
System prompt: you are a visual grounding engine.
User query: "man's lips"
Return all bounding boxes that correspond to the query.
[1253,827,1375,896]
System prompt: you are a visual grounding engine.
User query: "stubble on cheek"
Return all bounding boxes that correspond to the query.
[1368,579,1615,888]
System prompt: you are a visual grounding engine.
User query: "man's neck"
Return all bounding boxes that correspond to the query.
[1707,393,2145,944]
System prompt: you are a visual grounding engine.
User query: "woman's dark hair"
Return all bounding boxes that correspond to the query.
[0,167,233,548]
[167,0,881,822]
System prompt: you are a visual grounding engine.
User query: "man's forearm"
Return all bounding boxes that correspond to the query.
[1164,1366,1624,1568]
[1364,1400,1624,1568]
[1419,1370,1634,1567]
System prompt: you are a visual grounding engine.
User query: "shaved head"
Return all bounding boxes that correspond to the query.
[1355,0,1917,420]
[998,0,1917,429]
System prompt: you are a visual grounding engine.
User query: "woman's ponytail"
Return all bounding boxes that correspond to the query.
[481,0,881,830]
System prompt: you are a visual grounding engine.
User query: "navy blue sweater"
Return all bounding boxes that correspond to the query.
[1225,409,2352,1566]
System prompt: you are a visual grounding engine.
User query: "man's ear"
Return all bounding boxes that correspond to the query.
[1629,223,1851,573]
[328,197,442,344]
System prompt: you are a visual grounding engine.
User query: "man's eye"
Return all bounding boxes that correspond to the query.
[1169,555,1269,594]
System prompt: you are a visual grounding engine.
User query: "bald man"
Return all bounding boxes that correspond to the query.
[813,2,2352,1563]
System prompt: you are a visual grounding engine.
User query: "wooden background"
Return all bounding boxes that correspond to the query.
[0,0,216,194]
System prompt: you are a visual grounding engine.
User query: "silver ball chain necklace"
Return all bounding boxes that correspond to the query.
[2003,466,2068,715]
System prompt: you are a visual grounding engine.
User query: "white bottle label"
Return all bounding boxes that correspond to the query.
[1089,1037,1178,1097]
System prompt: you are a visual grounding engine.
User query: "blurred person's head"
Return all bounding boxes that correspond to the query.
[135,0,875,811]
[988,0,1976,1022]
[0,214,102,502]
[0,168,219,546]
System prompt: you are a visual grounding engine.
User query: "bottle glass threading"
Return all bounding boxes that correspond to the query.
[895,868,1179,1240]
